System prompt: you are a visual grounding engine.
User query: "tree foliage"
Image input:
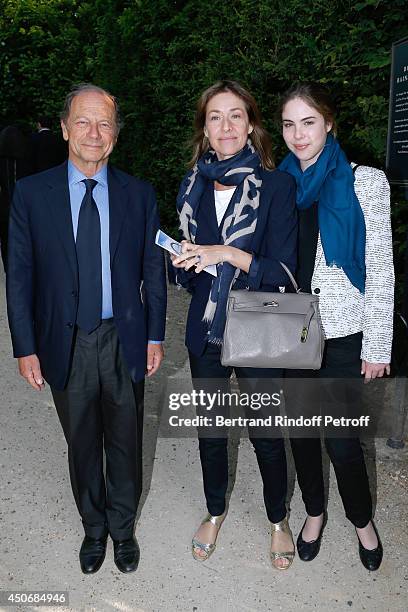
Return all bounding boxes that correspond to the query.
[0,0,406,271]
[0,1,99,127]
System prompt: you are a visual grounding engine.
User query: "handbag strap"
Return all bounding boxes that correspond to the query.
[279,261,300,293]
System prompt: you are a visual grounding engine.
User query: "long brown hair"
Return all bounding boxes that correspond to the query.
[277,82,337,135]
[189,80,274,169]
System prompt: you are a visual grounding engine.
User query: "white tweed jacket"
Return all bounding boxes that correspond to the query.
[311,164,394,363]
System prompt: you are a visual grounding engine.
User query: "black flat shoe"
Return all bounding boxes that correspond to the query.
[296,514,326,562]
[358,523,383,571]
[113,536,140,573]
[79,535,107,574]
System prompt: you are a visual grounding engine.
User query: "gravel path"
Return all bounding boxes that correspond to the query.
[0,270,407,612]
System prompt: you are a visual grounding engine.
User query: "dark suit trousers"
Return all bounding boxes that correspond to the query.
[189,344,287,524]
[286,332,373,528]
[51,319,144,540]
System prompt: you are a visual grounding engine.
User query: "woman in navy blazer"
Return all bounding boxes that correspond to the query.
[173,80,298,569]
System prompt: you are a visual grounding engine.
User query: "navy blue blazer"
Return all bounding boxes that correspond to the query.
[6,161,166,389]
[178,168,298,357]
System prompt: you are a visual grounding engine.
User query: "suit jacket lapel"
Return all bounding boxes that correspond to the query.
[108,165,129,264]
[44,162,78,280]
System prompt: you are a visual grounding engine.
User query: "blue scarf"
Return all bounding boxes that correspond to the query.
[279,134,366,293]
[177,142,262,344]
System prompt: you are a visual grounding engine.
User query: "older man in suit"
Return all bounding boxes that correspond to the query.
[6,84,166,574]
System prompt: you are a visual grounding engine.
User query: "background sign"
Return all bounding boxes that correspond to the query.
[387,36,408,186]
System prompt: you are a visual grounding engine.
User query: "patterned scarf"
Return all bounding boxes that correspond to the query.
[177,142,262,344]
[279,134,366,293]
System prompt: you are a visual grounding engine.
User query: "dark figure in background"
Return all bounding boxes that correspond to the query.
[0,125,32,272]
[6,84,166,575]
[30,116,67,173]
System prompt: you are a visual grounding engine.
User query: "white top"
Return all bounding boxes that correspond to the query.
[311,164,394,363]
[214,187,236,226]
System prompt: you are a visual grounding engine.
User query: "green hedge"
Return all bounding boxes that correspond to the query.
[1,0,406,282]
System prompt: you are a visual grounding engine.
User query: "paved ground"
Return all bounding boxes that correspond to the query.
[0,268,407,612]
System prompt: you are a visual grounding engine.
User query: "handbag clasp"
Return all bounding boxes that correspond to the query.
[301,327,308,343]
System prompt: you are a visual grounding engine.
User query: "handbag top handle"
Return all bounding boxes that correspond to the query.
[279,261,300,293]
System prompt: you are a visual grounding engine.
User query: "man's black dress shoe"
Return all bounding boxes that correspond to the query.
[358,523,383,571]
[79,536,108,574]
[296,515,326,562]
[113,536,140,573]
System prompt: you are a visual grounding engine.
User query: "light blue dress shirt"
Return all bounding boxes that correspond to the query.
[67,160,161,344]
[68,160,113,319]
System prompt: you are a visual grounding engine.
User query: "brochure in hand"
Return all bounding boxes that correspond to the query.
[155,229,217,277]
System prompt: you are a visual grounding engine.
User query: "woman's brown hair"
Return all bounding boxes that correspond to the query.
[277,82,337,135]
[189,80,274,169]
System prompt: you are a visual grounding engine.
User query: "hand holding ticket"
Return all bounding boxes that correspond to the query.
[155,230,217,277]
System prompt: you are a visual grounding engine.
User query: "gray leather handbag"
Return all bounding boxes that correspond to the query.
[221,262,324,369]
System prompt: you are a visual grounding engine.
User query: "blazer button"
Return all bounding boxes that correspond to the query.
[71,291,78,297]
[313,288,320,294]
[66,322,73,328]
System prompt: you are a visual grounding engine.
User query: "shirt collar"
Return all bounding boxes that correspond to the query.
[68,160,108,187]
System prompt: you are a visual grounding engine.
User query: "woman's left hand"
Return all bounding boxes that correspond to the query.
[173,243,233,273]
[361,360,391,382]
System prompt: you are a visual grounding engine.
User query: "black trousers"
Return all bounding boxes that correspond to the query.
[286,332,373,528]
[189,344,287,523]
[51,320,144,540]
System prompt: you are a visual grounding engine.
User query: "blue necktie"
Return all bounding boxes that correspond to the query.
[75,178,102,333]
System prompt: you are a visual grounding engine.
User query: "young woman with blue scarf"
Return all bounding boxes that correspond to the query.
[172,80,298,569]
[279,82,394,571]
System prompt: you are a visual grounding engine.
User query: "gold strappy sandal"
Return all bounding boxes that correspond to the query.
[191,512,227,562]
[270,515,295,570]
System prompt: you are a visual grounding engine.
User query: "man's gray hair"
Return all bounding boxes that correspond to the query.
[60,83,123,135]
